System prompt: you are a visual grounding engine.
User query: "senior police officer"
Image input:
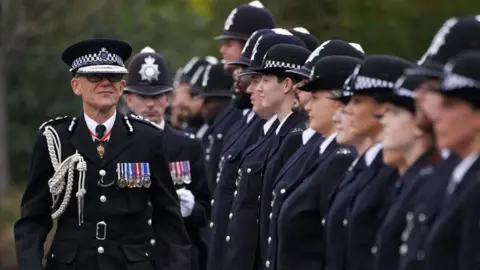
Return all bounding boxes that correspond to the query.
[123,47,212,270]
[14,38,191,270]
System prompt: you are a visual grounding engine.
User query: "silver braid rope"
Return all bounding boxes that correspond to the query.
[43,126,87,226]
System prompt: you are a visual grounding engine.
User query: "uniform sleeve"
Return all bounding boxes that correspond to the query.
[184,139,211,228]
[459,182,480,270]
[14,132,54,270]
[149,131,192,270]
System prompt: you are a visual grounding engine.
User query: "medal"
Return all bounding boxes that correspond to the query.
[97,144,105,158]
[175,162,184,185]
[169,162,177,185]
[117,163,127,188]
[183,161,191,184]
[135,163,143,188]
[142,163,152,188]
[89,128,112,159]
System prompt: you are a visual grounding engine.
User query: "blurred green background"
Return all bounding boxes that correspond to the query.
[0,0,479,268]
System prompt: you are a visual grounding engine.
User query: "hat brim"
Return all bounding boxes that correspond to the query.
[228,57,250,67]
[75,64,128,74]
[214,32,249,41]
[199,92,233,98]
[238,67,260,77]
[328,95,352,105]
[380,93,415,112]
[405,61,444,79]
[253,67,288,77]
[285,67,311,79]
[124,85,173,95]
[298,74,350,92]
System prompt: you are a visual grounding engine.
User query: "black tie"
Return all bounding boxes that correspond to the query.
[95,124,107,158]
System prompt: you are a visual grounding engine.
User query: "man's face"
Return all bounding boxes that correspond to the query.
[305,91,339,134]
[259,74,285,112]
[247,74,274,118]
[345,95,386,139]
[220,39,243,69]
[233,67,252,95]
[71,73,125,112]
[125,93,168,124]
[172,82,204,117]
[381,104,417,152]
[432,96,480,154]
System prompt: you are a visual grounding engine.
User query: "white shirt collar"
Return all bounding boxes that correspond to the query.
[441,149,451,160]
[263,115,278,135]
[364,143,383,166]
[84,111,116,140]
[243,109,250,116]
[275,111,293,135]
[158,120,165,130]
[196,124,209,139]
[452,152,480,184]
[319,132,337,154]
[302,128,317,145]
[246,110,256,124]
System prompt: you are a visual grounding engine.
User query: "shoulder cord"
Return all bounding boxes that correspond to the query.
[43,126,87,226]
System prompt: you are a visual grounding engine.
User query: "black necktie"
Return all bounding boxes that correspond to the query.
[95,124,107,158]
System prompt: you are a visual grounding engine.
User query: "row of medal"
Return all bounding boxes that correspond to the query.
[116,162,151,188]
[169,161,192,186]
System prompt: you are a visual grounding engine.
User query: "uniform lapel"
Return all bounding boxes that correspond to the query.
[274,145,308,185]
[101,113,132,167]
[70,114,101,164]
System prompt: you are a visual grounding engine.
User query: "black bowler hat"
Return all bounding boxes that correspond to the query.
[348,55,414,100]
[196,63,234,98]
[381,74,424,112]
[215,1,275,41]
[407,16,480,79]
[228,28,274,67]
[254,44,311,77]
[440,51,480,108]
[299,56,363,92]
[175,56,219,86]
[124,46,173,96]
[288,27,320,51]
[285,40,365,79]
[239,29,306,76]
[62,38,132,74]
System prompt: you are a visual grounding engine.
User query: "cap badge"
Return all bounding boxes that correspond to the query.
[139,56,160,82]
[99,48,109,60]
[224,8,238,30]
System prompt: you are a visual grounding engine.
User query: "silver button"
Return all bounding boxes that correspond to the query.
[210,222,214,228]
[148,201,152,207]
[280,189,286,194]
[399,244,408,255]
[321,218,326,226]
[228,154,232,159]
[247,168,251,173]
[145,252,149,257]
[217,172,221,177]
[258,195,261,200]
[226,236,230,242]
[150,239,156,246]
[418,213,426,223]
[217,134,223,139]
[148,219,152,226]
[371,246,377,254]
[268,237,272,244]
[234,190,238,197]
[100,195,107,203]
[221,156,225,161]
[206,155,210,161]
[97,246,105,254]
[269,213,272,219]
[343,219,348,226]
[238,169,242,173]
[51,253,55,258]
[229,213,233,219]
[211,199,215,206]
[99,170,106,176]
[265,260,270,268]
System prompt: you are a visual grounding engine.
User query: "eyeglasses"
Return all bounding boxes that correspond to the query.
[77,73,124,83]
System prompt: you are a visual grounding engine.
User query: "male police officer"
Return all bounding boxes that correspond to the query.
[14,38,191,270]
[123,47,211,270]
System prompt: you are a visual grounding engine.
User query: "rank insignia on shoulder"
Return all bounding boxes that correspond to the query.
[116,162,151,188]
[169,161,192,186]
[291,128,304,133]
[336,148,352,155]
[39,116,72,131]
[184,132,196,139]
[419,166,434,176]
[127,114,160,130]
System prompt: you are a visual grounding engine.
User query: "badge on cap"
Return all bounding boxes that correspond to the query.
[139,56,160,82]
[117,162,151,188]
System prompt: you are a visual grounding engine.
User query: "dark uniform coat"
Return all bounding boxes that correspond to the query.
[14,113,191,270]
[215,119,280,270]
[258,112,306,262]
[203,103,243,194]
[206,116,268,270]
[267,138,356,270]
[422,157,480,270]
[162,124,211,270]
[373,152,436,270]
[397,154,459,270]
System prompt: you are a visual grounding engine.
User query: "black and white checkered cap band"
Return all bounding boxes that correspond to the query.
[394,88,415,98]
[264,60,302,70]
[70,48,125,72]
[354,75,395,90]
[442,73,480,91]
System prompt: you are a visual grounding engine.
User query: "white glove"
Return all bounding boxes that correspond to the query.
[176,188,195,217]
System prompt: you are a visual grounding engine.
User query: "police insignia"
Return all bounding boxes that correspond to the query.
[139,56,160,82]
[117,162,150,188]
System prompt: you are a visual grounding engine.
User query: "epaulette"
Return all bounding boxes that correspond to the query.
[39,116,76,132]
[291,128,304,134]
[419,165,434,176]
[184,132,197,139]
[336,148,352,155]
[125,114,161,135]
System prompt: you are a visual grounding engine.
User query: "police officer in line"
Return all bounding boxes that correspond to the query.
[288,27,321,51]
[396,16,480,270]
[122,47,211,270]
[14,38,191,270]
[172,56,219,135]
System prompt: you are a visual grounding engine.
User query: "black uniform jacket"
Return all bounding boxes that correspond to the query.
[423,156,480,270]
[14,113,191,270]
[345,150,399,270]
[258,112,306,262]
[206,116,265,270]
[203,103,243,194]
[397,154,460,270]
[373,152,436,270]
[268,139,356,270]
[162,124,211,270]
